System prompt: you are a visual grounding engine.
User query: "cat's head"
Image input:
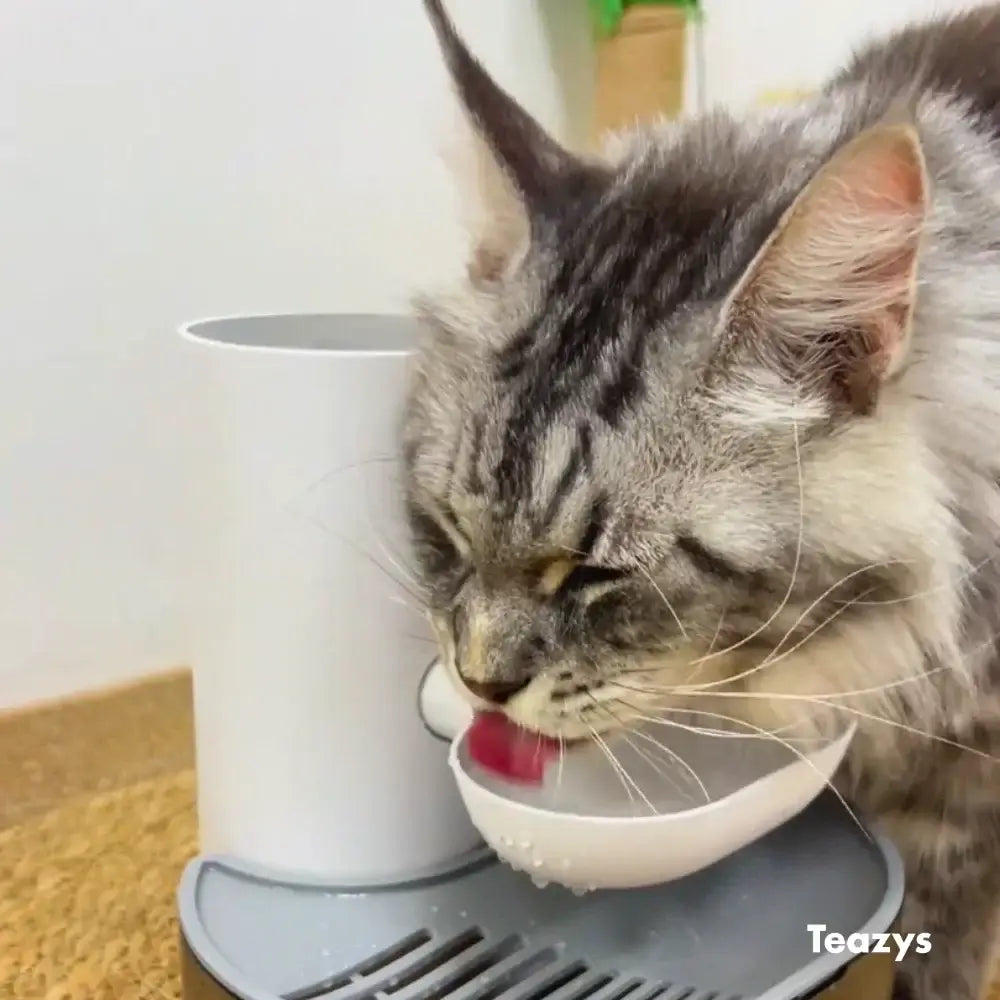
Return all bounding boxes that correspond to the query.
[404,0,957,741]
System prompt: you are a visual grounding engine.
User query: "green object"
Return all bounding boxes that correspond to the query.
[588,0,700,38]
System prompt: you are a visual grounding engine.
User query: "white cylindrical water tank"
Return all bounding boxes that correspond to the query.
[180,313,480,883]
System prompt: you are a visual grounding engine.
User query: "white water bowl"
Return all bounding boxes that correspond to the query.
[449,719,856,891]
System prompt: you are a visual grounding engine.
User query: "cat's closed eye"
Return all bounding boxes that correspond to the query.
[675,534,741,581]
[408,504,467,577]
[560,565,630,592]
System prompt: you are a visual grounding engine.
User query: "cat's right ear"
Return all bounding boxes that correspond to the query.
[423,0,597,284]
[718,122,928,418]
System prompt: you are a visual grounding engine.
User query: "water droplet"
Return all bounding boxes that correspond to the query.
[460,910,468,919]
[531,876,549,889]
[430,905,439,914]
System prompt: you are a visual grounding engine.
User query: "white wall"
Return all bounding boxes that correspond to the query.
[0,0,977,708]
[698,0,975,110]
[0,0,596,708]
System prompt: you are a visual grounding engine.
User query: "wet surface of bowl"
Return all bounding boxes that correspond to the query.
[449,720,856,890]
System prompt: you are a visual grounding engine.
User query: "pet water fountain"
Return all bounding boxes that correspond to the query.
[176,314,903,1000]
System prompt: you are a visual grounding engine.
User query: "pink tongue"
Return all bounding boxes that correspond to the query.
[466,711,560,784]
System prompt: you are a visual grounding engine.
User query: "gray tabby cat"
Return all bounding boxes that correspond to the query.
[403,3,1000,997]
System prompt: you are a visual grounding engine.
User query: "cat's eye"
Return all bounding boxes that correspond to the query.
[676,534,741,581]
[561,564,630,592]
[408,503,466,577]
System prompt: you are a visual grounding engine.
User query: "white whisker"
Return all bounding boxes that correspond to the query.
[634,564,690,642]
[683,421,805,668]
[623,725,710,803]
[293,507,429,607]
[759,587,877,670]
[683,688,1000,764]
[587,724,636,806]
[831,554,993,607]
[593,697,707,801]
[682,604,728,687]
[371,529,424,595]
[675,666,951,702]
[683,578,881,693]
[387,594,432,619]
[590,725,658,814]
[611,690,815,742]
[619,731,692,799]
[624,702,867,836]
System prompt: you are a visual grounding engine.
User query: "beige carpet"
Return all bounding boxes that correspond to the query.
[1,669,997,1000]
[0,671,197,1000]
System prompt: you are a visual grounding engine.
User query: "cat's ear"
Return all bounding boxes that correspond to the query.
[724,122,928,416]
[423,0,598,284]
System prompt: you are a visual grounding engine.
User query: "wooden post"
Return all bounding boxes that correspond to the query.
[590,4,688,144]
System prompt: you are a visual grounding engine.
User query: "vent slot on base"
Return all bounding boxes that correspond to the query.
[281,932,742,1000]
[283,926,737,1000]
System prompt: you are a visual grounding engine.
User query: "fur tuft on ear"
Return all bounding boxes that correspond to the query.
[423,0,573,204]
[424,0,607,288]
[724,122,928,416]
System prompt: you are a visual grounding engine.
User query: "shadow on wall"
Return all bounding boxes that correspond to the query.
[534,2,598,151]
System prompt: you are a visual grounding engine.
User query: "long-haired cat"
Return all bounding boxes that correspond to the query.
[403,3,1000,997]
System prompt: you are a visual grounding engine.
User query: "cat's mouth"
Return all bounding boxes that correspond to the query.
[466,710,589,783]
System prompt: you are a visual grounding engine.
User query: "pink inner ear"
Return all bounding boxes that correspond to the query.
[882,153,925,209]
[845,138,925,216]
[845,138,926,355]
[719,125,928,417]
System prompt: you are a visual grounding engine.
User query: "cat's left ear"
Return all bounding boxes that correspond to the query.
[423,0,605,286]
[723,122,928,416]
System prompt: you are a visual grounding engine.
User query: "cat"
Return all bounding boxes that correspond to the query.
[403,2,1000,997]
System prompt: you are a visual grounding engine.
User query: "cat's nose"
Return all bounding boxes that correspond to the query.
[463,677,530,705]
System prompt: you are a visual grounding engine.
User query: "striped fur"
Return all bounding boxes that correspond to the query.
[405,4,1000,997]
